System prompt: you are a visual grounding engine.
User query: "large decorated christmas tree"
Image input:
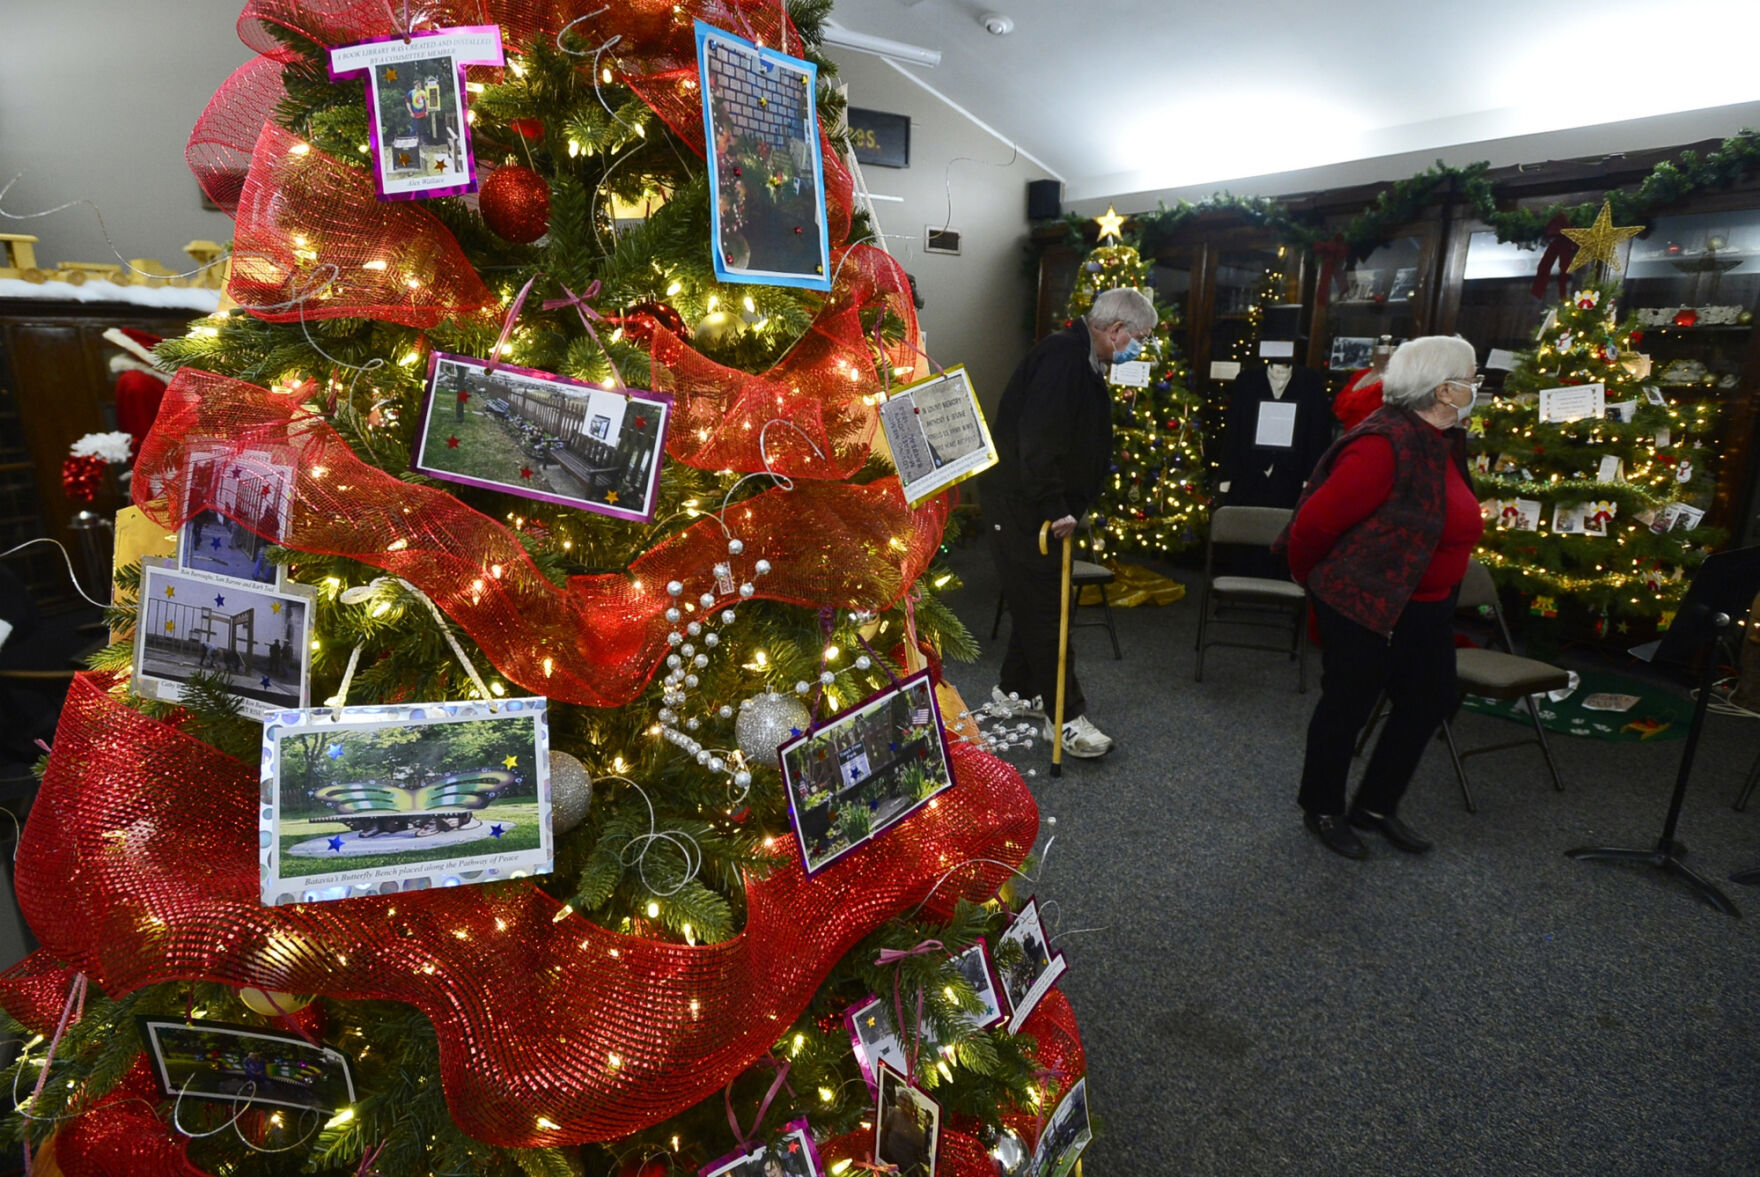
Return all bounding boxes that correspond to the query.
[0,4,1088,1176]
[1064,226,1206,556]
[1474,266,1719,630]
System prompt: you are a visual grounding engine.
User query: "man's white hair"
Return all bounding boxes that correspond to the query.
[1088,287,1156,332]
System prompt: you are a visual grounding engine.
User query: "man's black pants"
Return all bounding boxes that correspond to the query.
[988,514,1085,721]
[1298,591,1458,818]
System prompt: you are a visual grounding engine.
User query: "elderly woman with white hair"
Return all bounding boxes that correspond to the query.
[1274,335,1485,859]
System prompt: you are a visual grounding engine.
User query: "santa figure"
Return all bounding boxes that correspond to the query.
[101,327,168,451]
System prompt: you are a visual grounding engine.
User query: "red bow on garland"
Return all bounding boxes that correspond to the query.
[1313,235,1350,307]
[1531,213,1578,301]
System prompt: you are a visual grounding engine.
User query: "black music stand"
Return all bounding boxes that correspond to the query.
[1565,545,1760,917]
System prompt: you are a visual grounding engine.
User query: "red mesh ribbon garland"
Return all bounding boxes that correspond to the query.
[133,369,948,708]
[229,124,497,329]
[652,245,920,479]
[2,674,1039,1146]
[186,55,287,214]
[46,1059,210,1177]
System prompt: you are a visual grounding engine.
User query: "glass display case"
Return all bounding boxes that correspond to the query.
[1316,234,1429,377]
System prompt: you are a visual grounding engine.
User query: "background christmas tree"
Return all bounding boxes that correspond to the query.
[1063,235,1207,556]
[1473,277,1720,630]
[0,4,1085,1176]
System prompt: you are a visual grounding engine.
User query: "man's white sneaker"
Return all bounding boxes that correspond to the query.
[991,686,1046,719]
[1044,714,1114,758]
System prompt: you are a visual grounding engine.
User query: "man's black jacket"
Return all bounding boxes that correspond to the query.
[981,320,1112,528]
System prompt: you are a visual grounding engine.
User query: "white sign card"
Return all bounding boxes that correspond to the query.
[877,364,998,507]
[1108,359,1151,388]
[259,697,553,906]
[1496,499,1542,531]
[1605,400,1637,424]
[1209,360,1241,382]
[1597,456,1625,483]
[1537,382,1605,424]
[1259,339,1295,359]
[1486,348,1518,371]
[1655,426,1672,449]
[1254,401,1298,449]
[1551,504,1583,535]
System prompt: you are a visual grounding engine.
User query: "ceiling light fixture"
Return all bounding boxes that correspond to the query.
[980,12,1014,36]
[821,20,942,68]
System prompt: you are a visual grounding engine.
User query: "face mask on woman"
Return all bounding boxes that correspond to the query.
[1448,379,1479,422]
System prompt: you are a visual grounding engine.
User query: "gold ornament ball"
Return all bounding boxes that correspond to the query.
[239,988,312,1018]
[693,309,744,349]
[549,750,594,834]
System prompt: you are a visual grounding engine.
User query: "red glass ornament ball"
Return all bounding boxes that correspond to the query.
[1673,308,1699,328]
[480,165,552,244]
[617,1159,669,1177]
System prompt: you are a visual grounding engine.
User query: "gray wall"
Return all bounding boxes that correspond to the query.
[0,0,251,272]
[825,49,1056,415]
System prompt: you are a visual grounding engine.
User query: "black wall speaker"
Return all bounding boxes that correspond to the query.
[1027,179,1063,221]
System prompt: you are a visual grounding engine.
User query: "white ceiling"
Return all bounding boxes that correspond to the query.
[824,0,1760,207]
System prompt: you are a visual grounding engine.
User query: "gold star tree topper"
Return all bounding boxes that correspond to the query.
[1094,205,1126,243]
[1562,201,1643,273]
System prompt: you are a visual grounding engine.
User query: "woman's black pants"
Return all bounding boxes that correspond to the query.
[1298,590,1459,818]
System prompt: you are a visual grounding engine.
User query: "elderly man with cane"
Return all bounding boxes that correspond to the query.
[980,286,1156,759]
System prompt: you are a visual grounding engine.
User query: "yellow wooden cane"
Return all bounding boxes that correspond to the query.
[1039,520,1074,777]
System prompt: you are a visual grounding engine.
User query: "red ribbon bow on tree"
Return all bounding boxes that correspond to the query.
[1313,235,1350,307]
[1531,213,1578,301]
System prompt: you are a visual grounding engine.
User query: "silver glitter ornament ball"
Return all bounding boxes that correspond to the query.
[989,1128,1030,1176]
[548,750,594,834]
[735,691,811,763]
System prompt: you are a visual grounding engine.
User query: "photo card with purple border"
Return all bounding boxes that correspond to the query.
[695,20,831,291]
[698,1116,825,1177]
[997,897,1067,1034]
[134,557,314,721]
[778,669,955,876]
[137,1016,355,1116]
[413,352,672,522]
[328,25,504,201]
[177,441,297,589]
[952,938,1008,1032]
[1030,1076,1092,1177]
[875,1062,940,1177]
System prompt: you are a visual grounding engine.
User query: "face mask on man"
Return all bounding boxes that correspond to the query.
[1112,333,1144,364]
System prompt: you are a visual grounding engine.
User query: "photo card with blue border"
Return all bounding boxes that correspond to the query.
[695,20,830,291]
[259,696,552,906]
[778,669,955,876]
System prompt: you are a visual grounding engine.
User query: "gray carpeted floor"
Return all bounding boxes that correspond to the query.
[935,544,1760,1177]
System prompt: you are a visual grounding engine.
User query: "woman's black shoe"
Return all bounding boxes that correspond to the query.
[1348,807,1433,854]
[1303,812,1369,860]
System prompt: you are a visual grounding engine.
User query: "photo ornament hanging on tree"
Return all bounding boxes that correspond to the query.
[778,670,955,876]
[328,25,505,200]
[258,697,553,906]
[695,20,831,290]
[137,1016,356,1116]
[699,1116,826,1177]
[413,352,673,522]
